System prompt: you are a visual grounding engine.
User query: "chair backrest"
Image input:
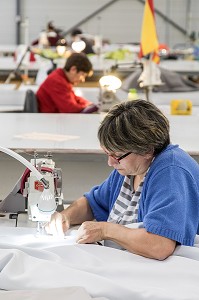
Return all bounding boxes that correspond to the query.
[23,89,38,113]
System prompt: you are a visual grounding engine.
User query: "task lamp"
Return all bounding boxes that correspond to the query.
[56,38,67,56]
[0,147,56,227]
[99,75,122,112]
[99,75,122,90]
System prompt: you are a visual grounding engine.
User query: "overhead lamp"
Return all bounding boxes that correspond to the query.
[71,39,86,53]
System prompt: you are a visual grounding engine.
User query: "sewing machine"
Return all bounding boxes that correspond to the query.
[22,153,63,222]
[98,87,121,112]
[0,151,63,225]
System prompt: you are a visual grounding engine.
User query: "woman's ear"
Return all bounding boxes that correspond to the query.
[144,149,154,159]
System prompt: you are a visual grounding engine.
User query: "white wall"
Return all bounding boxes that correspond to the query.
[0,0,199,48]
[0,0,16,44]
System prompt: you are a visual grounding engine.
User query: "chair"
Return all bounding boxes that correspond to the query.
[23,89,38,113]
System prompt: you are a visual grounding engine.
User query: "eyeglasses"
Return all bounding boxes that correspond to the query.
[107,151,132,163]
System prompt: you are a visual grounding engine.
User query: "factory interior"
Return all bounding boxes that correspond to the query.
[0,1,199,299]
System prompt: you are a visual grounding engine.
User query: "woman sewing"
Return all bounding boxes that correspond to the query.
[46,100,199,260]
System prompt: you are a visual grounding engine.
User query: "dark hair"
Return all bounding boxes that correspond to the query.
[71,28,83,37]
[98,100,170,155]
[64,52,93,75]
[47,21,55,31]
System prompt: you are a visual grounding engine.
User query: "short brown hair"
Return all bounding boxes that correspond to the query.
[98,100,170,155]
[64,52,93,76]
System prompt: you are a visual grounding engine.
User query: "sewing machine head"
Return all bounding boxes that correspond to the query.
[98,88,121,112]
[23,153,63,222]
[0,151,63,225]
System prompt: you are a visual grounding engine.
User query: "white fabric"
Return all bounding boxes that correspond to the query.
[0,287,107,300]
[0,226,199,300]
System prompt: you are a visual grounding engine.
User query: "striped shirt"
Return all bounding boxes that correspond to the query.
[108,175,144,225]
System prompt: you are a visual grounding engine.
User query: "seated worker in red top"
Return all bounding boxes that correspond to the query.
[36,52,99,113]
[31,21,65,47]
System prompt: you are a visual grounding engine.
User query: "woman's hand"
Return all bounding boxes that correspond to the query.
[76,221,106,244]
[45,212,70,237]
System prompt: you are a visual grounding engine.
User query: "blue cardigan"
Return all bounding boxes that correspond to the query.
[85,145,199,246]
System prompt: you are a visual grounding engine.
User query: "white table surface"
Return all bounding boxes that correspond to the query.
[0,55,111,73]
[149,91,199,106]
[0,89,26,111]
[0,113,103,153]
[1,52,199,77]
[0,112,198,156]
[0,44,17,54]
[0,86,128,111]
[0,56,42,71]
[0,86,99,112]
[0,85,199,113]
[160,59,199,75]
[0,84,17,90]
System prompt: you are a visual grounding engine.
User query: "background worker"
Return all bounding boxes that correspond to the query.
[32,21,65,48]
[70,28,95,54]
[36,52,98,113]
[45,100,199,260]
